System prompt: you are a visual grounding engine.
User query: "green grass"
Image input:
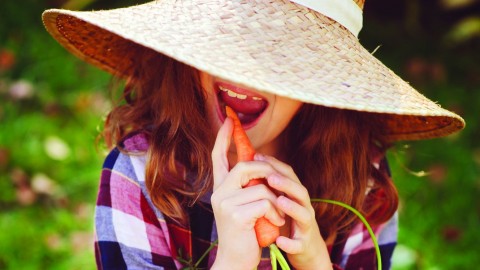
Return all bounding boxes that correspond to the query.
[1,0,479,269]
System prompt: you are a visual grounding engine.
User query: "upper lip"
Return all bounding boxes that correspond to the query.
[214,81,267,101]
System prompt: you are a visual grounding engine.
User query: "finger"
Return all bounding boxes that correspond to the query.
[224,184,283,216]
[267,173,311,207]
[213,158,283,207]
[212,118,233,190]
[228,199,285,227]
[254,155,310,205]
[276,195,314,230]
[219,160,278,190]
[254,154,300,183]
[275,236,304,254]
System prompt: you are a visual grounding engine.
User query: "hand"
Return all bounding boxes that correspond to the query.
[257,154,333,270]
[210,119,285,270]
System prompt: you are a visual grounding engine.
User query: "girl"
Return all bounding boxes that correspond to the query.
[42,0,464,269]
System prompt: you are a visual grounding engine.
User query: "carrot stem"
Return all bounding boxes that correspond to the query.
[270,245,278,270]
[270,244,290,270]
[194,240,218,268]
[311,199,382,270]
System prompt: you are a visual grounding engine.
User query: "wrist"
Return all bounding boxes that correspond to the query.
[212,247,252,270]
[298,258,333,270]
[211,259,250,270]
[211,252,231,270]
[290,246,332,270]
[311,251,333,270]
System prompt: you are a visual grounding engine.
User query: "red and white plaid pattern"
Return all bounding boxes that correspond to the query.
[95,133,397,269]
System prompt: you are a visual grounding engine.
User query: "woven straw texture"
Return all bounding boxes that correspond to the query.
[42,0,464,141]
[354,0,365,9]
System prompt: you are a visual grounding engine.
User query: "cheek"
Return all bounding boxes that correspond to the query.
[275,100,303,128]
[205,93,222,131]
[201,73,222,131]
[259,99,302,143]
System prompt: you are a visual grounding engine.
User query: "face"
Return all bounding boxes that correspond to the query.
[200,72,303,160]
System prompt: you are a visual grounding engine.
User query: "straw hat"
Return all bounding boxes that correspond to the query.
[42,0,464,142]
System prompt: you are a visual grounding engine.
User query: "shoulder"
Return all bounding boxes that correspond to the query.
[97,133,163,221]
[102,133,149,182]
[96,133,177,268]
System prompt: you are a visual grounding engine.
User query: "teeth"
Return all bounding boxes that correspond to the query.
[219,85,260,101]
[227,89,247,100]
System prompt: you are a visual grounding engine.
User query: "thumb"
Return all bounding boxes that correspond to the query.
[212,118,233,190]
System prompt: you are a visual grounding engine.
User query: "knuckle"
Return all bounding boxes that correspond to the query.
[255,200,272,216]
[234,161,248,171]
[297,242,306,253]
[302,207,316,225]
[210,193,219,206]
[211,194,230,214]
[262,199,273,210]
[210,197,221,212]
[299,185,309,198]
[231,210,243,223]
[218,199,231,213]
[211,144,220,157]
[285,164,295,174]
[258,184,271,195]
[304,212,314,224]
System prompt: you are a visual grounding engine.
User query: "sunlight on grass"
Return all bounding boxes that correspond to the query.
[1,0,478,269]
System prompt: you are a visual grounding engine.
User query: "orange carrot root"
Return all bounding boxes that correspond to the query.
[225,106,255,162]
[225,106,280,247]
[255,218,280,248]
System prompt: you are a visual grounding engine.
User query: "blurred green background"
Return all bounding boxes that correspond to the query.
[0,0,479,269]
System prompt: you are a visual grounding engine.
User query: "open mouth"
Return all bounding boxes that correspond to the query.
[215,82,268,127]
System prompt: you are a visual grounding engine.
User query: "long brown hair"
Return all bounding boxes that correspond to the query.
[103,45,398,237]
[283,105,398,237]
[104,46,213,222]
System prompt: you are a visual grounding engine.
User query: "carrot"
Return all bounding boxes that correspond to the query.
[225,106,280,247]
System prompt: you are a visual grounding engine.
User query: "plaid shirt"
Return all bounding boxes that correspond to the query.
[95,134,397,269]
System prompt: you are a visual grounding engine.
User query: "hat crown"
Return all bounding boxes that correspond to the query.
[291,0,364,36]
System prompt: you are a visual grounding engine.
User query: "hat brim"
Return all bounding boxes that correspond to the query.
[42,0,465,141]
